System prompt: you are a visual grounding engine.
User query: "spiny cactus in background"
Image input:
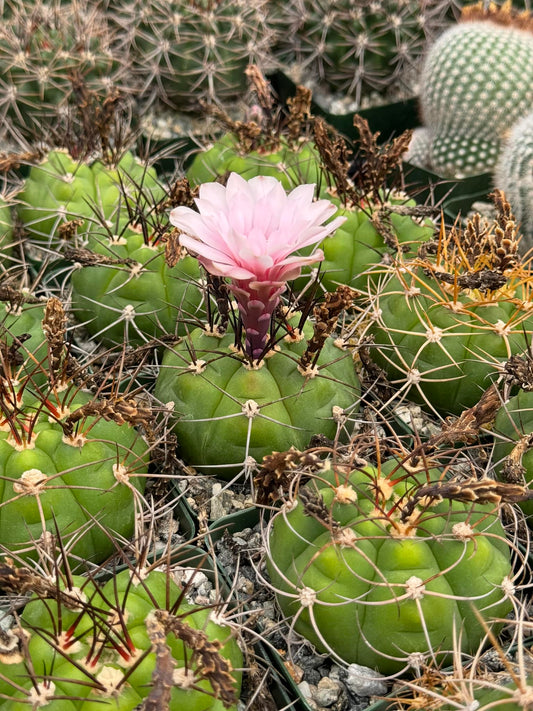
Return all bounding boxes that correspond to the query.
[0,564,242,710]
[0,0,132,142]
[107,0,273,113]
[0,297,151,565]
[494,111,533,251]
[407,2,533,177]
[366,191,533,416]
[69,178,205,347]
[266,456,514,675]
[270,0,457,107]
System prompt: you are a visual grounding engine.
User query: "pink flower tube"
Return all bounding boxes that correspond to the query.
[170,173,345,360]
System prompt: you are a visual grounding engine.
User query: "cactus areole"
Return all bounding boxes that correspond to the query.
[266,460,513,675]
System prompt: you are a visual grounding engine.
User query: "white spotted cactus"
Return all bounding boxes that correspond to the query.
[409,2,533,177]
[266,458,514,675]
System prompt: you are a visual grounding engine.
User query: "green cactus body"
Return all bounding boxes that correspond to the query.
[494,390,533,519]
[116,0,271,111]
[70,227,204,346]
[18,150,96,245]
[0,299,50,384]
[0,388,148,564]
[266,459,513,675]
[18,150,166,248]
[416,6,533,177]
[0,568,242,710]
[494,111,533,250]
[187,134,326,191]
[272,0,454,106]
[368,266,533,415]
[368,201,533,415]
[0,195,13,262]
[90,151,166,231]
[153,323,360,477]
[297,191,433,292]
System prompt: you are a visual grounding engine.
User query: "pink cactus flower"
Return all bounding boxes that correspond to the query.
[170,172,345,360]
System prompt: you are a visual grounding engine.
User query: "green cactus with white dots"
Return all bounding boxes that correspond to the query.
[408,2,533,177]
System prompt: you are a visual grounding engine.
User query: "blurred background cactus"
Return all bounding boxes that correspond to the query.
[106,0,274,114]
[0,0,133,144]
[270,0,459,109]
[406,1,533,177]
[494,111,533,250]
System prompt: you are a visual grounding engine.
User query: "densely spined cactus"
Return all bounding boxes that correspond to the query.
[0,298,150,564]
[408,2,533,177]
[366,192,533,416]
[265,457,513,676]
[107,0,273,112]
[0,565,242,710]
[271,0,456,107]
[17,149,164,249]
[494,111,533,251]
[0,0,130,140]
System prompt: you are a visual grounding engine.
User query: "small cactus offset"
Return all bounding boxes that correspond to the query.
[366,191,533,415]
[265,456,514,675]
[108,0,273,112]
[408,1,533,177]
[271,0,456,107]
[0,564,242,710]
[494,111,533,251]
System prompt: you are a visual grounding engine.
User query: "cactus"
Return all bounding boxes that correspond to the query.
[265,457,514,675]
[493,389,533,519]
[367,192,533,415]
[17,149,164,250]
[0,565,242,710]
[410,2,533,177]
[108,0,273,112]
[0,0,130,140]
[68,176,205,347]
[494,111,533,251]
[187,132,326,191]
[0,297,150,564]
[271,0,456,107]
[153,318,360,478]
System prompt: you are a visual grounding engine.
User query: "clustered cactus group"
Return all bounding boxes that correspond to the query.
[1,2,533,710]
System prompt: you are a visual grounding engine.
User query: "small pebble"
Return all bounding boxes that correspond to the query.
[312,677,343,707]
[344,664,388,698]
